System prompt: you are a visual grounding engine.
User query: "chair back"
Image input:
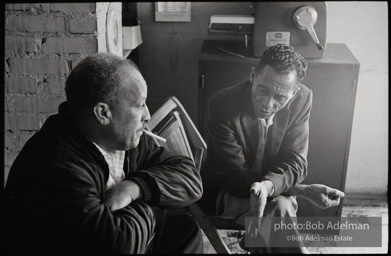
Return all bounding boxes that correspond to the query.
[146,96,233,254]
[146,96,207,171]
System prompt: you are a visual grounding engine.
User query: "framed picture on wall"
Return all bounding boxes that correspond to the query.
[155,2,191,22]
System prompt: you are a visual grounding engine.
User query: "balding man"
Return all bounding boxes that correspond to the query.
[4,53,203,254]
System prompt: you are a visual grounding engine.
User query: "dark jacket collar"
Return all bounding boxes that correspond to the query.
[53,102,109,170]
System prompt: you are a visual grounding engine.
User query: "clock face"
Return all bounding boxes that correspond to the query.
[106,3,122,56]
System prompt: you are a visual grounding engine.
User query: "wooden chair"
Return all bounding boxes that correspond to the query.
[146,96,240,254]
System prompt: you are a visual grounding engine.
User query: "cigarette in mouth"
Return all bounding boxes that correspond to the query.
[142,129,167,143]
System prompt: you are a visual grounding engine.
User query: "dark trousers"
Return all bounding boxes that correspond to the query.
[150,210,203,254]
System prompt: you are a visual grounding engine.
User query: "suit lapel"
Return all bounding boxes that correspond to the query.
[236,80,291,167]
[239,81,259,155]
[240,113,259,155]
[241,107,290,171]
[265,108,290,162]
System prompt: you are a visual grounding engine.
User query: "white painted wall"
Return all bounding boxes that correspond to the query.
[326,1,388,196]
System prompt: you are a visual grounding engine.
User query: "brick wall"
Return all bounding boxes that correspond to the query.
[4,3,99,185]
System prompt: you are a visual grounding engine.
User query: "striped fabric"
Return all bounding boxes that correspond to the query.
[94,143,125,190]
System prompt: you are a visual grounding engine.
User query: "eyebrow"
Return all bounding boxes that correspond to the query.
[257,83,270,90]
[257,84,290,96]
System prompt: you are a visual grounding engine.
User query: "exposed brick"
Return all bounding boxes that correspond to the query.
[39,114,49,128]
[70,55,93,70]
[43,3,96,13]
[5,133,19,152]
[40,98,64,113]
[5,3,32,11]
[4,151,20,167]
[5,76,38,93]
[13,97,38,112]
[4,165,11,186]
[10,58,69,75]
[4,134,13,150]
[5,114,40,131]
[69,18,97,34]
[5,97,14,113]
[7,133,35,152]
[42,37,97,54]
[5,36,37,54]
[47,78,66,94]
[7,15,65,33]
[14,97,64,113]
[18,134,34,150]
[5,59,10,73]
[70,58,84,70]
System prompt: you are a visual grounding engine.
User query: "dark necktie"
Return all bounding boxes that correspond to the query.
[252,119,268,174]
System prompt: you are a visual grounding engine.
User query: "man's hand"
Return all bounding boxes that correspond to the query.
[302,184,345,209]
[248,181,273,237]
[104,180,143,212]
[250,181,272,217]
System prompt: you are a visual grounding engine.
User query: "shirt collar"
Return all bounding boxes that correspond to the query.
[93,142,110,157]
[93,142,126,160]
[258,114,275,128]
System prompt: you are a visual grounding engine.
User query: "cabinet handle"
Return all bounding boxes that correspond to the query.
[200,74,205,89]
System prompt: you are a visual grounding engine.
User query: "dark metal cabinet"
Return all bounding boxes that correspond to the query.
[199,40,360,218]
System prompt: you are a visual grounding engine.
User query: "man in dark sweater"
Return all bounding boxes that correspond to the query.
[4,53,203,254]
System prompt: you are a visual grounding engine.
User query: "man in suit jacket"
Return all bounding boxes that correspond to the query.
[202,44,344,253]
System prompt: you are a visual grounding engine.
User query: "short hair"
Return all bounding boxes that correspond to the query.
[255,44,308,83]
[65,53,139,117]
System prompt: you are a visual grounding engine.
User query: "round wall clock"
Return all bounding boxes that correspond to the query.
[106,3,122,55]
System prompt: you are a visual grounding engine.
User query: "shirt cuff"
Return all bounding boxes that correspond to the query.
[264,179,275,197]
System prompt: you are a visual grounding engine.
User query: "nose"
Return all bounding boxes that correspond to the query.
[142,105,151,122]
[261,96,274,110]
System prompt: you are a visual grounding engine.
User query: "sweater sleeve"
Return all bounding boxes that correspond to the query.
[125,134,203,208]
[5,159,156,254]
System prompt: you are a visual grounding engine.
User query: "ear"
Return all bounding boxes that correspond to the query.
[292,84,301,98]
[93,103,111,125]
[249,67,256,83]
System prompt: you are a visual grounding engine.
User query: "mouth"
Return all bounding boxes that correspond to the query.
[256,108,273,117]
[253,101,272,116]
